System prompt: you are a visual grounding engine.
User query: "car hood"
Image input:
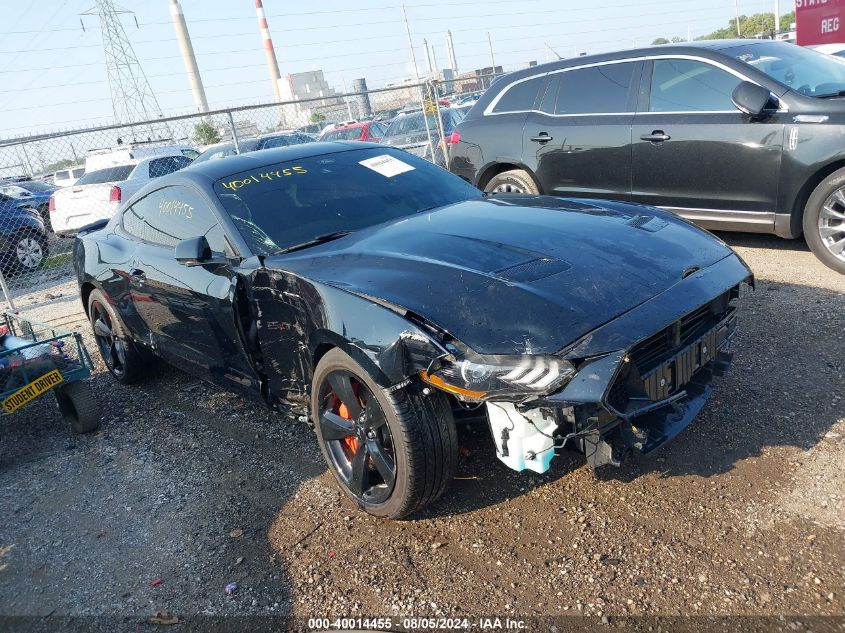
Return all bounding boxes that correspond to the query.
[265,196,734,355]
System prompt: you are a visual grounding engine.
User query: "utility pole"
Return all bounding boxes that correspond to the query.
[774,0,780,36]
[735,0,742,37]
[254,0,284,105]
[169,0,208,114]
[81,0,168,138]
[402,5,421,81]
[423,38,433,75]
[401,5,434,163]
[446,30,458,75]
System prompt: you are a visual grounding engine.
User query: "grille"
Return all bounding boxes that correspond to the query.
[629,294,730,374]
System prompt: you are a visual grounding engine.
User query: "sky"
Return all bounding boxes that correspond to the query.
[0,0,782,137]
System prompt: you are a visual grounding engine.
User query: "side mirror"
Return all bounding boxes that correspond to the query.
[175,236,227,267]
[731,81,774,119]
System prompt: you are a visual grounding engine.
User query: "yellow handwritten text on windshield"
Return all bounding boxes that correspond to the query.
[222,166,308,191]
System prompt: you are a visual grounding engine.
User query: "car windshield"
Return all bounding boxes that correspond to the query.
[19,181,54,192]
[321,127,364,141]
[384,110,461,137]
[725,41,845,97]
[213,147,481,256]
[192,144,236,164]
[75,164,135,185]
[0,185,28,197]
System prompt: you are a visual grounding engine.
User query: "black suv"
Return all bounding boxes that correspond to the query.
[450,40,845,273]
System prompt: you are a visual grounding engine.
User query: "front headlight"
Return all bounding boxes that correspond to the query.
[420,353,576,401]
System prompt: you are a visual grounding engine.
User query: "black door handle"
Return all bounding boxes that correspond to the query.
[129,268,146,279]
[640,130,671,143]
[530,133,553,143]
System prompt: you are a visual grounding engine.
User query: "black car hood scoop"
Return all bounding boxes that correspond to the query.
[495,257,572,282]
[269,197,731,355]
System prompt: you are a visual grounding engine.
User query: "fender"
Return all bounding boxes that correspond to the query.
[250,268,448,405]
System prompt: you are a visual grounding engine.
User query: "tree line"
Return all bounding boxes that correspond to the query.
[652,10,796,45]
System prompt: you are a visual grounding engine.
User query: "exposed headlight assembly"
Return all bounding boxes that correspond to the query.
[420,353,576,401]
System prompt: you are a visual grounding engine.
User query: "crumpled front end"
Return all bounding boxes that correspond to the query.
[412,250,754,475]
[484,281,748,473]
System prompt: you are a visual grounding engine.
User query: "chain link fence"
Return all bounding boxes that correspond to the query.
[0,74,501,309]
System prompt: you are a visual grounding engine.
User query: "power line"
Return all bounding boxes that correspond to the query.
[0,10,754,92]
[3,0,774,37]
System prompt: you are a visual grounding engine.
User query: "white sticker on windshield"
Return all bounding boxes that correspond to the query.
[358,154,415,178]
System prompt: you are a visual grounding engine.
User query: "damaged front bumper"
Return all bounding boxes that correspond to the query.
[486,300,740,474]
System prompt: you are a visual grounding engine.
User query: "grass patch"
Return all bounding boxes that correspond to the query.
[42,252,73,271]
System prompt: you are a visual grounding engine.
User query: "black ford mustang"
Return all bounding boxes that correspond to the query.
[74,143,753,518]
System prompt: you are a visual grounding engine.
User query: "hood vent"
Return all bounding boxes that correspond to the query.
[496,257,571,283]
[625,214,669,233]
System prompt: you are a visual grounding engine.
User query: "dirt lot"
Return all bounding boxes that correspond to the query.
[0,234,843,630]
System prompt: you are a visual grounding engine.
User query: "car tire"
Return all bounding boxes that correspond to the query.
[37,204,52,233]
[55,381,101,434]
[311,347,458,519]
[3,231,48,276]
[804,167,845,274]
[484,169,540,195]
[87,289,146,384]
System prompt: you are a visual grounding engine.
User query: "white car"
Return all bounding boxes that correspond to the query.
[53,166,85,188]
[49,154,192,237]
[811,43,845,58]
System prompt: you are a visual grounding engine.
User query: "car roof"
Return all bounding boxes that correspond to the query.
[327,122,368,130]
[174,141,381,183]
[494,39,783,83]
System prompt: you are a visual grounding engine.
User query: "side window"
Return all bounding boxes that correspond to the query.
[649,59,742,112]
[121,186,229,254]
[491,75,546,113]
[148,156,191,179]
[259,136,292,150]
[554,62,637,114]
[537,74,561,114]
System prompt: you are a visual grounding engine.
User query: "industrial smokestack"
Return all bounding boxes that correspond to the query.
[352,78,372,119]
[423,38,433,75]
[446,30,458,74]
[254,0,284,105]
[169,0,208,113]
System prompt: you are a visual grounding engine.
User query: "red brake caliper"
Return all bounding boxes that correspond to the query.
[338,401,360,454]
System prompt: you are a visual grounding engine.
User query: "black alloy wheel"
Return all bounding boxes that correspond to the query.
[318,370,397,505]
[311,347,458,519]
[90,299,128,380]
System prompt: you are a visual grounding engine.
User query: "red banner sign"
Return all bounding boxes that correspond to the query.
[796,0,845,45]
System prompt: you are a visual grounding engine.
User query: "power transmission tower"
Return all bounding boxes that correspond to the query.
[81,0,170,141]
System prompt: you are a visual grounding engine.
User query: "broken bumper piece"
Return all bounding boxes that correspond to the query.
[486,310,737,474]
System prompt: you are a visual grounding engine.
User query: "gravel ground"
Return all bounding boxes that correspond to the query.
[0,233,843,630]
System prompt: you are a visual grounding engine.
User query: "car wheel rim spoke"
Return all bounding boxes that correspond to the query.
[364,396,386,430]
[93,306,122,374]
[821,187,845,262]
[348,443,369,496]
[366,437,396,489]
[327,372,362,418]
[320,410,355,441]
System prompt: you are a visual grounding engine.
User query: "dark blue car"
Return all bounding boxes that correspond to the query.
[0,180,56,232]
[0,192,49,275]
